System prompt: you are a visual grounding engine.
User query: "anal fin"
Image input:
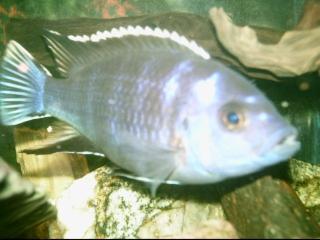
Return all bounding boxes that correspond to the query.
[21,120,105,157]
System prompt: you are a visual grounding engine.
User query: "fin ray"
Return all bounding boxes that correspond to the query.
[1,70,31,85]
[43,32,88,77]
[3,104,27,109]
[1,90,33,97]
[0,41,48,125]
[1,81,36,93]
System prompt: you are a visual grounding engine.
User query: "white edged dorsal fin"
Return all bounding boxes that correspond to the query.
[43,26,211,77]
[67,26,210,59]
[43,30,96,77]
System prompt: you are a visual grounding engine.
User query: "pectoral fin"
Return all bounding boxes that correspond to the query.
[112,131,183,196]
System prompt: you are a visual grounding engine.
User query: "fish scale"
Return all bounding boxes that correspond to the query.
[46,51,187,150]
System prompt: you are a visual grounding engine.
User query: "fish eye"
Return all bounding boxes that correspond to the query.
[227,111,240,125]
[222,110,245,130]
[220,104,246,131]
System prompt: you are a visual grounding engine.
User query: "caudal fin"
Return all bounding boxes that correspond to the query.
[0,41,49,125]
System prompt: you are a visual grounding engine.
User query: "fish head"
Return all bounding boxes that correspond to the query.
[178,64,300,183]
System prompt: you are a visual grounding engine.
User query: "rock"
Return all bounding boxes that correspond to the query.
[289,158,320,224]
[209,7,320,77]
[54,165,235,238]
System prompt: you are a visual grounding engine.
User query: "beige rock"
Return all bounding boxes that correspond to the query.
[209,7,320,77]
[54,165,238,239]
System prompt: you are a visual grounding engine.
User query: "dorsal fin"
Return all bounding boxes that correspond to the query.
[43,26,211,77]
[43,30,98,77]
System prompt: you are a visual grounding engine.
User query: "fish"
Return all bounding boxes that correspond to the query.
[0,25,300,195]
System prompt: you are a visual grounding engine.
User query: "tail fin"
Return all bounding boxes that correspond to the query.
[0,41,48,125]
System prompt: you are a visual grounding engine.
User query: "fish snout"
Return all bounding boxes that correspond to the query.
[259,125,300,156]
[276,129,298,147]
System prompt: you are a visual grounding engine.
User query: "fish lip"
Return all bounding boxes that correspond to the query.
[258,126,299,156]
[257,127,300,167]
[272,129,300,152]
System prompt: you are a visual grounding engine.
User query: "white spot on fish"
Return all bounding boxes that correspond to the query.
[193,73,219,106]
[49,30,61,35]
[68,35,76,41]
[90,34,99,42]
[108,99,116,105]
[110,121,116,133]
[258,112,269,121]
[162,61,193,104]
[82,35,90,42]
[69,35,90,42]
[281,101,289,108]
[245,96,256,104]
[163,76,179,104]
[47,126,53,133]
[17,63,29,73]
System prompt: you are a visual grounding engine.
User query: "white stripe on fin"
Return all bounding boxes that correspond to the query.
[67,25,211,60]
[112,171,180,185]
[63,151,105,157]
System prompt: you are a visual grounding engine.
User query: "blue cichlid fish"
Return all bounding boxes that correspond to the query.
[0,26,300,194]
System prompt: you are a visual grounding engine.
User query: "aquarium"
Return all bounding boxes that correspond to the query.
[0,0,319,238]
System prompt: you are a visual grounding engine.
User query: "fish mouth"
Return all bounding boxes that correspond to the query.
[259,126,297,153]
[258,126,301,166]
[277,132,299,147]
[211,129,300,179]
[204,126,301,180]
